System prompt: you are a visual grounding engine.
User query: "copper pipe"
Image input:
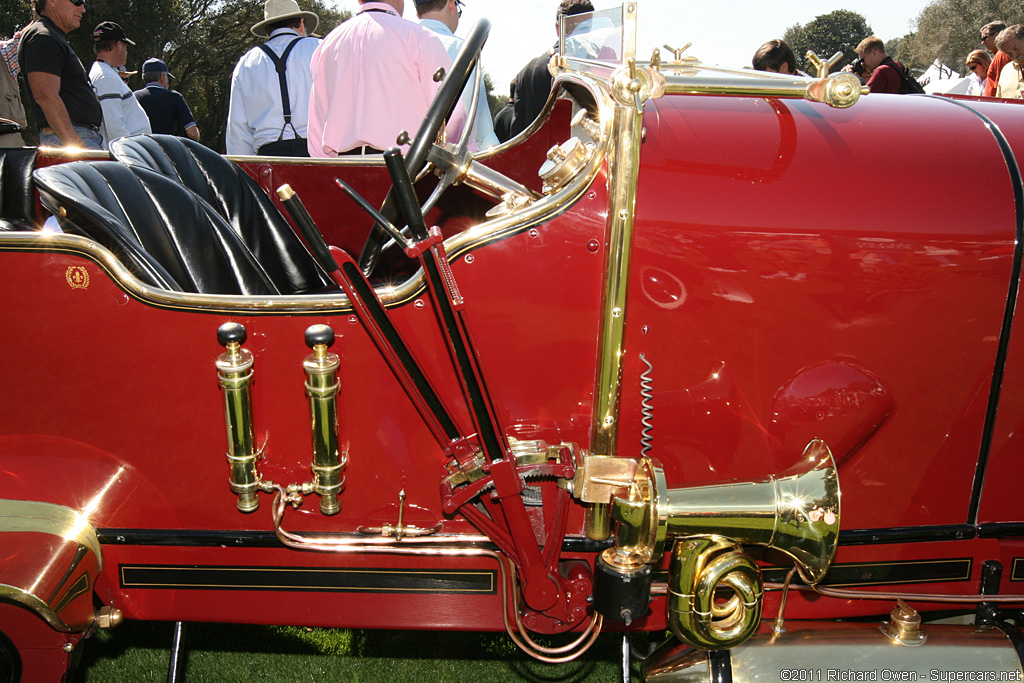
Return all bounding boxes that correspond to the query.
[763,581,1024,604]
[268,488,603,663]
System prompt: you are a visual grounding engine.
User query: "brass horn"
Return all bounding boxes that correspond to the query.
[595,439,840,649]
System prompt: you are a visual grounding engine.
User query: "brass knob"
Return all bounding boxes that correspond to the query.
[881,599,927,646]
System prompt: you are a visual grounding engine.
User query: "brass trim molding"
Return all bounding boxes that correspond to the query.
[225,153,387,167]
[654,64,866,109]
[0,498,102,562]
[0,584,76,632]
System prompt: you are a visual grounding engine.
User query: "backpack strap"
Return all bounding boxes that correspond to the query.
[257,36,306,141]
[883,57,924,94]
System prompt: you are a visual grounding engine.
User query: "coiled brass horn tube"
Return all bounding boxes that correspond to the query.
[667,535,764,650]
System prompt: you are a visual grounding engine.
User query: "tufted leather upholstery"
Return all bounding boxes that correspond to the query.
[109,134,334,294]
[33,161,281,295]
[0,147,37,231]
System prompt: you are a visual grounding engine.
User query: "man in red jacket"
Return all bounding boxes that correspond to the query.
[981,21,1008,97]
[855,36,905,94]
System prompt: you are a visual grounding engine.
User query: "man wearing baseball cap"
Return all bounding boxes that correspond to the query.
[133,57,200,141]
[226,0,320,156]
[89,21,150,148]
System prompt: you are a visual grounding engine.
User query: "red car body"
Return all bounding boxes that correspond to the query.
[1,5,1022,681]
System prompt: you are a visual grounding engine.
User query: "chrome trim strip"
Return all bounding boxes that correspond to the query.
[929,97,1024,527]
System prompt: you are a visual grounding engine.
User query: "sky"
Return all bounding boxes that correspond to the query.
[333,1,928,90]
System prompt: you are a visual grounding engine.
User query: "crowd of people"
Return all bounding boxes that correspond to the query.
[751,21,1024,98]
[2,0,1023,154]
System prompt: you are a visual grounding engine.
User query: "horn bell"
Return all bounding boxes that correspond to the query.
[659,438,840,584]
[596,439,840,649]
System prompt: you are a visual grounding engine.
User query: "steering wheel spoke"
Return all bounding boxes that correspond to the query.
[358,19,492,275]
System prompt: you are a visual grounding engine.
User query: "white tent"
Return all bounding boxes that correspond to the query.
[923,77,972,94]
[916,60,970,95]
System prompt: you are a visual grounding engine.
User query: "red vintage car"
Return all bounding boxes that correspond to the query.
[2,4,1023,681]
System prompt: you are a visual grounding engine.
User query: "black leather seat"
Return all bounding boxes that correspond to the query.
[109,134,334,294]
[33,160,281,295]
[0,147,37,231]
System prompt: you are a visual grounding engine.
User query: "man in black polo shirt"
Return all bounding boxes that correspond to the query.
[18,0,103,149]
[133,58,200,142]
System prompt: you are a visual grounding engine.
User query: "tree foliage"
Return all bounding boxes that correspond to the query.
[899,0,1023,74]
[784,10,873,76]
[2,0,349,150]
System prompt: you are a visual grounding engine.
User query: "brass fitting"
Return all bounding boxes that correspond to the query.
[571,451,640,541]
[881,600,927,646]
[304,325,343,516]
[216,322,260,513]
[95,606,123,630]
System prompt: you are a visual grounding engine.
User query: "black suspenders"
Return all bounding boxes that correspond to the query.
[257,36,305,141]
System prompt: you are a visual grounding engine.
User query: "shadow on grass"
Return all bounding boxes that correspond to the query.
[72,621,647,683]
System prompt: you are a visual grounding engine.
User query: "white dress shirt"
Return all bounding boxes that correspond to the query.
[90,59,151,148]
[226,28,319,155]
[966,71,986,97]
[419,18,498,151]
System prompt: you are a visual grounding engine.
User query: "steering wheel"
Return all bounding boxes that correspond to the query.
[358,19,491,275]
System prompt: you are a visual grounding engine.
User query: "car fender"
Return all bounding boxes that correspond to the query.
[0,499,102,632]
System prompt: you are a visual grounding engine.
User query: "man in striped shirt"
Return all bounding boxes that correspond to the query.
[89,20,150,148]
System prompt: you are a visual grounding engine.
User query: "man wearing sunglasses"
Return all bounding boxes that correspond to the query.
[415,0,499,151]
[18,0,102,149]
[980,21,1007,97]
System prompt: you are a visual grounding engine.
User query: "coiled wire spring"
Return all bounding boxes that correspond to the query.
[639,353,654,457]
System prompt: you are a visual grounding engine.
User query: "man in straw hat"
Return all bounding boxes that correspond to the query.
[227,0,319,156]
[89,20,150,148]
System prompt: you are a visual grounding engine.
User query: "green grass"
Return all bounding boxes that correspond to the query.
[71,622,648,682]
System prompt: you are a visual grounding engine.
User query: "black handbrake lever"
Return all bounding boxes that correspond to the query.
[382,148,431,244]
[333,178,410,252]
[277,184,340,274]
[380,147,509,466]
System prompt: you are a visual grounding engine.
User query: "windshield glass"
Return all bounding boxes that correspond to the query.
[560,7,625,64]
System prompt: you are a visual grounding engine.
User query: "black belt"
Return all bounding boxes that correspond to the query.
[41,121,100,135]
[339,145,382,156]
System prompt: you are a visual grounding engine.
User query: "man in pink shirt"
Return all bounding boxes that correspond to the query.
[307,0,459,157]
